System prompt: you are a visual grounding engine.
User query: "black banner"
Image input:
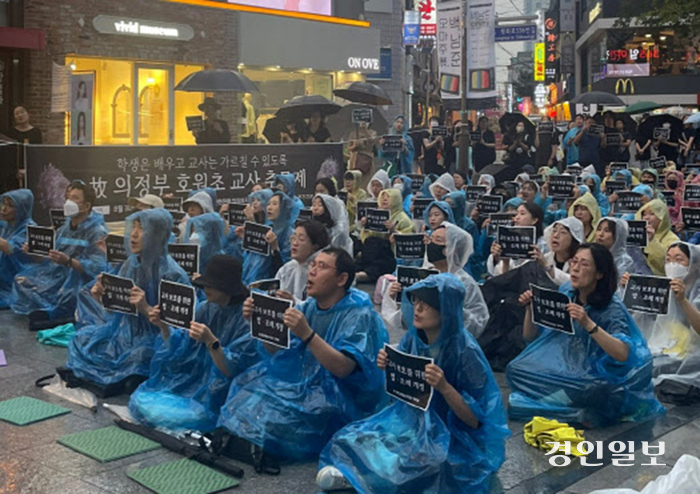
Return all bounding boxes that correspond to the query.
[412,198,433,219]
[384,344,433,411]
[623,275,671,315]
[394,234,426,260]
[397,266,439,291]
[163,197,184,213]
[605,133,623,146]
[549,175,576,198]
[243,222,271,256]
[465,185,488,202]
[251,292,293,349]
[589,125,604,136]
[352,108,373,124]
[185,116,205,132]
[565,164,583,176]
[609,162,628,173]
[49,209,66,230]
[366,208,390,233]
[297,208,314,221]
[357,200,377,221]
[168,244,200,276]
[653,128,671,141]
[431,126,449,138]
[101,273,136,315]
[498,226,536,260]
[649,156,667,170]
[682,207,700,232]
[159,280,196,329]
[487,213,515,237]
[406,174,425,193]
[615,191,642,214]
[25,143,344,225]
[661,190,676,208]
[106,234,128,264]
[27,226,55,257]
[605,180,627,195]
[684,184,700,202]
[476,195,503,215]
[469,131,482,144]
[249,278,281,296]
[530,284,574,335]
[381,135,403,152]
[337,191,348,204]
[531,174,545,187]
[228,203,248,227]
[626,220,648,248]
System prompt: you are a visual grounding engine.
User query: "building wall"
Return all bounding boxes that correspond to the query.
[23,0,239,144]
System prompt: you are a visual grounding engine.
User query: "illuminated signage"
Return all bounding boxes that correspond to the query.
[589,2,602,24]
[615,78,635,95]
[606,47,660,62]
[544,14,560,82]
[534,43,545,81]
[347,56,380,72]
[93,15,194,41]
[415,0,436,36]
[226,0,331,16]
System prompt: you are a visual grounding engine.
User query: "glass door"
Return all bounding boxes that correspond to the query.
[134,65,174,145]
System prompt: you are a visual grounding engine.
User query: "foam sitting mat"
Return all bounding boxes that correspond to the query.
[128,458,240,494]
[58,425,160,462]
[0,396,71,426]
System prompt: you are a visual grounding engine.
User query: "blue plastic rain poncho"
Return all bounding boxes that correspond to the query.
[243,190,294,286]
[233,189,271,283]
[186,212,225,274]
[321,274,509,493]
[0,190,35,308]
[507,281,664,426]
[502,197,524,212]
[582,173,611,216]
[11,211,108,320]
[418,174,437,199]
[128,299,259,432]
[392,175,414,216]
[217,288,390,460]
[274,173,305,223]
[315,194,353,256]
[379,116,415,176]
[422,201,455,233]
[66,209,190,385]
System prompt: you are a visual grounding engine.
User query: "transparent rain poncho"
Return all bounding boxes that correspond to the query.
[178,191,214,242]
[0,189,36,308]
[321,273,509,494]
[366,169,391,199]
[581,173,611,216]
[66,209,190,385]
[224,188,273,263]
[314,193,353,255]
[11,210,108,320]
[274,173,305,223]
[185,212,225,274]
[217,288,389,461]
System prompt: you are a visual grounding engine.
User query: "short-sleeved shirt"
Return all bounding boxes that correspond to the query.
[578,131,601,166]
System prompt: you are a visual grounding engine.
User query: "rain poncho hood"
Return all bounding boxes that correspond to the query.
[183,191,214,214]
[218,288,389,460]
[664,170,685,225]
[429,173,457,200]
[423,200,455,230]
[362,189,414,243]
[0,189,35,308]
[367,169,391,198]
[613,170,633,189]
[186,212,225,274]
[545,216,585,246]
[507,281,664,426]
[478,174,496,194]
[582,173,610,216]
[66,209,190,385]
[632,184,654,200]
[568,192,602,242]
[503,197,524,212]
[635,199,679,276]
[188,187,218,210]
[322,273,509,493]
[274,173,304,222]
[315,193,353,255]
[596,217,635,276]
[393,175,413,200]
[380,116,415,175]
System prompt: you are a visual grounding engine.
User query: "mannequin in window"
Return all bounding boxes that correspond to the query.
[241,93,257,144]
[193,97,230,145]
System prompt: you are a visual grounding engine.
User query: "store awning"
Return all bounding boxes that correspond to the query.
[0,27,46,50]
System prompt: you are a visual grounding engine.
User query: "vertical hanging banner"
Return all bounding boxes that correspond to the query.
[437,1,463,102]
[415,0,437,36]
[534,43,546,82]
[466,0,497,107]
[544,11,560,82]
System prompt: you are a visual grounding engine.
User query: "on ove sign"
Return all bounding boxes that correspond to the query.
[347,57,380,71]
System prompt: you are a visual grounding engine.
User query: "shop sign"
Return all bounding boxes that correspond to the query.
[92,15,195,41]
[403,11,420,46]
[367,48,392,81]
[534,43,545,82]
[607,64,650,78]
[615,78,635,95]
[415,0,437,36]
[544,13,560,83]
[606,47,659,63]
[347,56,381,72]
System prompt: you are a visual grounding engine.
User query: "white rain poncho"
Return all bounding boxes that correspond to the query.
[381,222,489,338]
[275,251,320,305]
[178,191,215,242]
[541,217,584,286]
[314,193,353,256]
[429,173,457,200]
[366,169,391,199]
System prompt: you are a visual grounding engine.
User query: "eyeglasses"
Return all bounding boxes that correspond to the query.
[310,260,336,272]
[569,258,593,270]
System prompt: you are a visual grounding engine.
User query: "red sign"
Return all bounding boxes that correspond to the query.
[416,0,437,36]
[606,47,660,63]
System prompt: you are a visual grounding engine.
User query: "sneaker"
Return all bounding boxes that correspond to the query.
[316,466,353,491]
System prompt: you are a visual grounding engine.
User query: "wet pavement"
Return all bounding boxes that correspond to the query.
[1,300,699,493]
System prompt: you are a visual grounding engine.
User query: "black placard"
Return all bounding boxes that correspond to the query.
[497,226,536,260]
[297,208,314,221]
[626,220,648,248]
[682,207,700,232]
[684,184,700,202]
[27,226,55,257]
[394,234,426,260]
[352,108,373,124]
[476,195,503,215]
[396,266,439,291]
[412,198,433,219]
[549,175,576,198]
[530,284,574,335]
[504,181,522,191]
[564,165,583,176]
[650,156,667,170]
[249,278,281,295]
[406,174,425,193]
[653,128,671,141]
[106,234,128,264]
[589,124,604,136]
[661,190,676,208]
[163,197,184,213]
[610,162,628,173]
[615,191,642,214]
[357,200,377,221]
[531,174,545,187]
[605,133,623,146]
[251,292,292,349]
[159,280,196,330]
[227,203,247,227]
[469,131,482,143]
[101,273,136,315]
[168,244,200,276]
[431,126,449,138]
[366,208,390,232]
[337,191,348,204]
[605,180,627,195]
[381,134,403,152]
[465,185,488,202]
[538,121,554,133]
[487,213,515,237]
[243,222,272,256]
[623,275,671,315]
[186,116,205,132]
[49,209,66,230]
[384,344,434,411]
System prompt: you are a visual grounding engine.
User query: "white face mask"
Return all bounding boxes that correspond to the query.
[64,199,80,218]
[665,262,689,280]
[393,183,404,190]
[189,232,202,245]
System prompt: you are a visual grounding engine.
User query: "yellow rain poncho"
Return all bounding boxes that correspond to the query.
[361,188,414,242]
[635,199,680,276]
[567,192,601,242]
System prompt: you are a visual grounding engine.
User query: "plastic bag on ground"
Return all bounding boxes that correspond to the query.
[590,454,700,494]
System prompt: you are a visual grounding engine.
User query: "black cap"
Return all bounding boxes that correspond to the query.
[192,255,247,300]
[410,287,440,312]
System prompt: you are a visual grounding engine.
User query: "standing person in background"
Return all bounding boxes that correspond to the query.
[379,115,415,176]
[574,116,602,176]
[680,118,697,168]
[472,116,496,173]
[306,111,332,143]
[6,105,43,190]
[614,118,632,164]
[192,98,230,144]
[563,115,584,167]
[347,121,377,191]
[422,117,446,176]
[654,122,680,164]
[534,116,559,170]
[503,122,533,172]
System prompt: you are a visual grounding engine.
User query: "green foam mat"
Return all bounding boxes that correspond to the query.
[128,458,239,494]
[0,396,71,426]
[58,425,161,462]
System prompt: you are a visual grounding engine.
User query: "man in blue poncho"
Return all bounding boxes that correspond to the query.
[129,255,258,432]
[0,189,35,308]
[11,180,108,330]
[216,247,389,461]
[61,209,190,397]
[318,273,510,493]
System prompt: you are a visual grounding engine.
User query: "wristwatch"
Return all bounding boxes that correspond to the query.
[208,339,221,350]
[587,324,599,335]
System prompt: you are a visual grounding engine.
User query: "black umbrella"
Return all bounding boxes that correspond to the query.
[326,104,389,141]
[275,95,341,121]
[593,112,637,134]
[570,91,625,106]
[261,117,288,144]
[637,114,683,142]
[333,81,393,106]
[499,113,536,135]
[175,69,258,93]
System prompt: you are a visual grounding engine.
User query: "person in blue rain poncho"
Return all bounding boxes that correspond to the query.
[507,243,664,427]
[217,247,389,461]
[391,175,414,216]
[11,181,108,329]
[0,189,35,308]
[223,188,272,263]
[444,190,482,278]
[582,173,611,216]
[129,255,259,432]
[274,173,304,223]
[63,209,190,394]
[422,200,455,232]
[318,273,509,494]
[186,212,225,275]
[379,115,415,176]
[177,190,215,243]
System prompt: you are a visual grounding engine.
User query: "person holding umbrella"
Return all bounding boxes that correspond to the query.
[306,111,332,143]
[193,97,230,144]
